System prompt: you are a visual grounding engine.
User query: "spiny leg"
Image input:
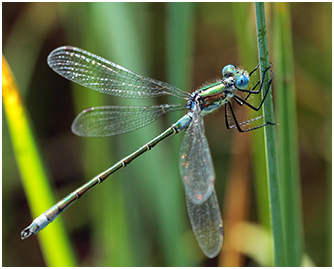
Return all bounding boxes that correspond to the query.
[244,80,260,102]
[225,104,264,130]
[248,63,260,77]
[225,102,275,133]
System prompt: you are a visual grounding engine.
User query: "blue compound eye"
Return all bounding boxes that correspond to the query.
[236,74,249,89]
[222,64,236,77]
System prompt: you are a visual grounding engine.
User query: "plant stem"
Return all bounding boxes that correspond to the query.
[254,3,286,266]
[273,3,303,266]
[233,2,271,234]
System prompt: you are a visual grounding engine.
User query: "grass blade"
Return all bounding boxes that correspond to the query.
[233,2,271,232]
[2,56,76,266]
[59,2,135,266]
[273,3,303,266]
[222,3,271,266]
[88,3,185,265]
[254,3,286,266]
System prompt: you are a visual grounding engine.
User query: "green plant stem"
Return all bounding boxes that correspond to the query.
[254,3,286,266]
[273,3,303,266]
[233,2,271,234]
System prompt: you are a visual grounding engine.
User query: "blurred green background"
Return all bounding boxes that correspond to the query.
[2,2,331,266]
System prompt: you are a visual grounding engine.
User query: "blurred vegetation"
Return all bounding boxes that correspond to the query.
[2,2,331,266]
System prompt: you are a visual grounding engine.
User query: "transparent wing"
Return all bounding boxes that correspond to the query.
[72,104,185,137]
[186,189,223,258]
[47,46,189,100]
[179,113,215,204]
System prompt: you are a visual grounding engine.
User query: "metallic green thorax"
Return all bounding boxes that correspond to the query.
[198,82,231,116]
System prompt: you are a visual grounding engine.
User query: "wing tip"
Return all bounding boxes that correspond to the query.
[201,236,223,259]
[47,45,80,68]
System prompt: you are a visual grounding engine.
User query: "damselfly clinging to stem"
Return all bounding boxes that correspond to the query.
[21,46,274,258]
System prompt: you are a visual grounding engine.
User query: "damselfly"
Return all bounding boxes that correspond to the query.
[21,46,274,258]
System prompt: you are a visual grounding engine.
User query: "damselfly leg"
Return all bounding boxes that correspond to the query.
[237,63,273,103]
[224,64,275,132]
[225,102,273,133]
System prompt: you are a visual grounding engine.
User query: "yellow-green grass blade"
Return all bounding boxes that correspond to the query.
[2,56,76,266]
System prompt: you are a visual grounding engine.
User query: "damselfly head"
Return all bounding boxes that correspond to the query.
[222,64,250,90]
